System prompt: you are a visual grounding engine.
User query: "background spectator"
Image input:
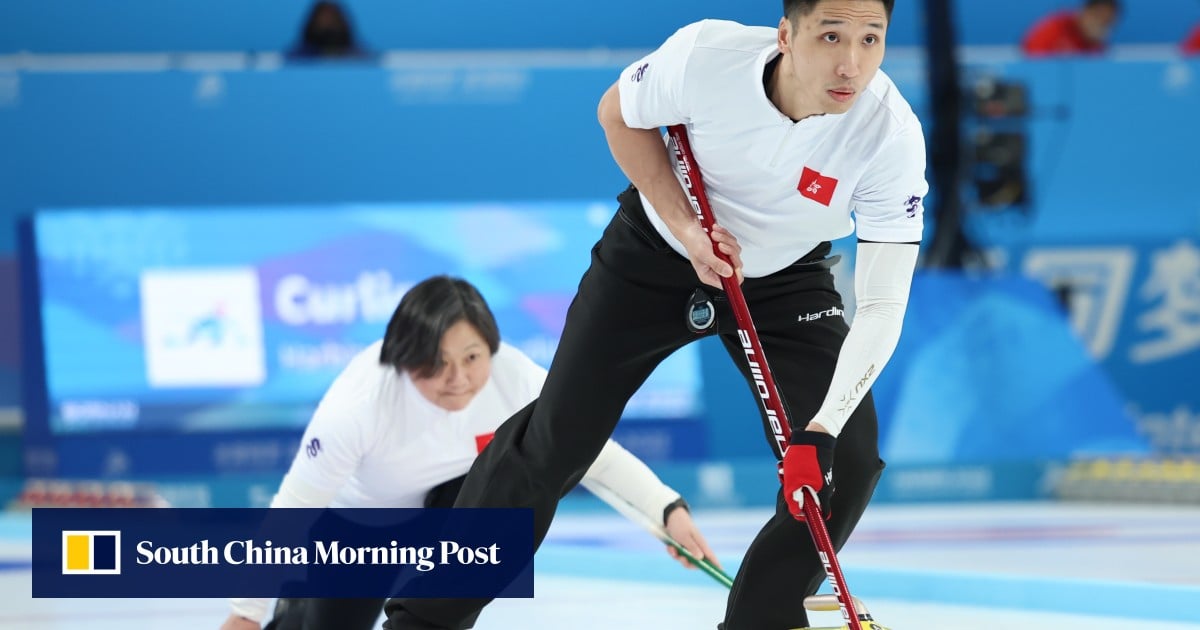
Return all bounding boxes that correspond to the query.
[1023,0,1120,56]
[1183,23,1200,54]
[288,1,371,60]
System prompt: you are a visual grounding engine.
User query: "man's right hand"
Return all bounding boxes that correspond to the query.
[219,614,260,630]
[782,430,837,522]
[675,221,743,289]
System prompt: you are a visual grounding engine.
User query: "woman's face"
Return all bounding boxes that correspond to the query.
[410,320,493,412]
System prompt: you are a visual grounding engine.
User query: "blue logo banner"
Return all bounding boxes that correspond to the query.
[28,206,703,435]
[33,508,534,598]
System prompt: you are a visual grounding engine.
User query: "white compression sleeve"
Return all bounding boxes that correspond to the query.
[579,440,681,525]
[809,241,919,436]
[228,475,339,622]
[266,472,340,509]
[228,597,271,625]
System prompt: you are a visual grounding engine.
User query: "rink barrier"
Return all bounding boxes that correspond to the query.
[1056,457,1200,503]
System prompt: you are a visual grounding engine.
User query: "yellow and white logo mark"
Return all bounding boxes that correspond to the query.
[62,531,121,575]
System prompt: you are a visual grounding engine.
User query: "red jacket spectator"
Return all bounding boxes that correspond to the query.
[1184,25,1200,55]
[1023,1,1120,57]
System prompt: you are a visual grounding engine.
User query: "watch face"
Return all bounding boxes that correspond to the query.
[686,289,716,333]
[689,301,714,330]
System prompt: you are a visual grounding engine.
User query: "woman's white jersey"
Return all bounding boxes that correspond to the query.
[231,341,680,622]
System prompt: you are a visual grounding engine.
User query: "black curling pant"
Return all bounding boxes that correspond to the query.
[385,187,884,630]
[264,476,471,630]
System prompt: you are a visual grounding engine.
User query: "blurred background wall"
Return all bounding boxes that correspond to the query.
[1,0,1198,508]
[2,0,1199,52]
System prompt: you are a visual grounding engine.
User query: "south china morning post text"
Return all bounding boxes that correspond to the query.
[32,508,535,599]
[133,538,501,573]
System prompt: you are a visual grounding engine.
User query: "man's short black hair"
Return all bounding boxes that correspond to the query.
[783,0,895,22]
[379,275,501,379]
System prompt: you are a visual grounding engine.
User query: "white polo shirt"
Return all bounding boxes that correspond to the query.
[619,19,928,277]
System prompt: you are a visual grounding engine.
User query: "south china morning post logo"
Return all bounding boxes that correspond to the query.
[35,508,533,598]
[62,530,121,575]
[57,531,504,577]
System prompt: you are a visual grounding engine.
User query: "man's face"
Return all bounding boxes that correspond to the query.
[779,0,888,115]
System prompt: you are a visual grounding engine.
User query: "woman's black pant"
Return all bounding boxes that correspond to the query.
[265,476,469,630]
[264,597,385,630]
[386,187,885,630]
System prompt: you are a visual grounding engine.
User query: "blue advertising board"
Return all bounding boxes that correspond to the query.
[985,239,1200,455]
[19,203,705,477]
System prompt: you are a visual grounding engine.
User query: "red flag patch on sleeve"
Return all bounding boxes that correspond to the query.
[798,167,838,206]
[475,432,496,454]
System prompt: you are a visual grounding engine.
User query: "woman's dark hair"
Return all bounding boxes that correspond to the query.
[379,276,501,378]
